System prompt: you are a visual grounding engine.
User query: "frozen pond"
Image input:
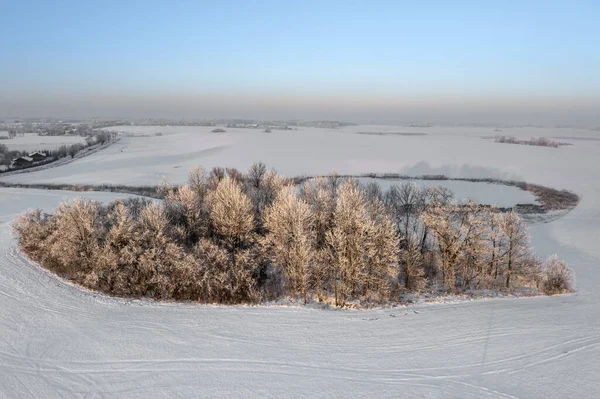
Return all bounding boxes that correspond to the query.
[355,177,537,207]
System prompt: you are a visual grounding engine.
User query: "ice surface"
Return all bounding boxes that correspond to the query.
[355,177,536,207]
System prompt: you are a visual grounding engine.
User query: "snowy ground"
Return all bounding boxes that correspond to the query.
[0,125,599,398]
[0,133,85,152]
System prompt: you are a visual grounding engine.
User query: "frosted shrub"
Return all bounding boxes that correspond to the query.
[541,255,575,295]
[48,199,102,277]
[13,210,56,260]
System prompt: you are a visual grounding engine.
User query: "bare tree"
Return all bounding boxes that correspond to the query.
[400,233,426,291]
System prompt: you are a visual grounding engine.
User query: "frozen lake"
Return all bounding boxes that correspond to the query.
[0,124,592,188]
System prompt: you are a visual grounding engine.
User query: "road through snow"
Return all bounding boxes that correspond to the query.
[1,127,600,398]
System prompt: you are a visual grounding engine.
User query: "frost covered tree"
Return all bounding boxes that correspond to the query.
[300,177,335,250]
[96,201,141,294]
[499,210,530,289]
[188,166,208,201]
[483,211,504,288]
[364,198,400,300]
[299,177,336,298]
[400,233,426,291]
[193,238,258,303]
[207,176,255,269]
[134,203,173,296]
[247,167,286,232]
[459,206,489,289]
[13,209,56,261]
[49,198,101,276]
[164,185,204,244]
[541,255,575,294]
[327,180,369,305]
[421,201,486,291]
[327,180,398,305]
[263,186,315,301]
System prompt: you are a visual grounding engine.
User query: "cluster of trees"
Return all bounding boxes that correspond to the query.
[494,136,568,148]
[14,164,575,306]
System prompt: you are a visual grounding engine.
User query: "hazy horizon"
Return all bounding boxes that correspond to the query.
[2,1,599,126]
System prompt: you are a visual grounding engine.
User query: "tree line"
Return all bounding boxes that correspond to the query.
[494,136,570,148]
[14,163,574,306]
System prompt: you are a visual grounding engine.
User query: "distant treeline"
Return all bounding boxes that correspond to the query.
[494,136,571,148]
[356,132,428,136]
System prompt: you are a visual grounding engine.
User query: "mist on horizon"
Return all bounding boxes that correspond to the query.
[2,1,599,127]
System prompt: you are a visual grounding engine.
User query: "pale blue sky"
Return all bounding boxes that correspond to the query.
[1,1,599,123]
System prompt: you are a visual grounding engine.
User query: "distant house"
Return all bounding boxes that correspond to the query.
[10,156,33,168]
[29,151,47,162]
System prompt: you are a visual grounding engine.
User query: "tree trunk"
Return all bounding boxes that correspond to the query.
[506,242,513,289]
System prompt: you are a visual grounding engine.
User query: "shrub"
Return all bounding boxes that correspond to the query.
[541,255,575,294]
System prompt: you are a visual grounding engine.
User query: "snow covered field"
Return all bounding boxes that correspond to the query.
[0,125,599,398]
[0,125,593,188]
[0,133,85,152]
